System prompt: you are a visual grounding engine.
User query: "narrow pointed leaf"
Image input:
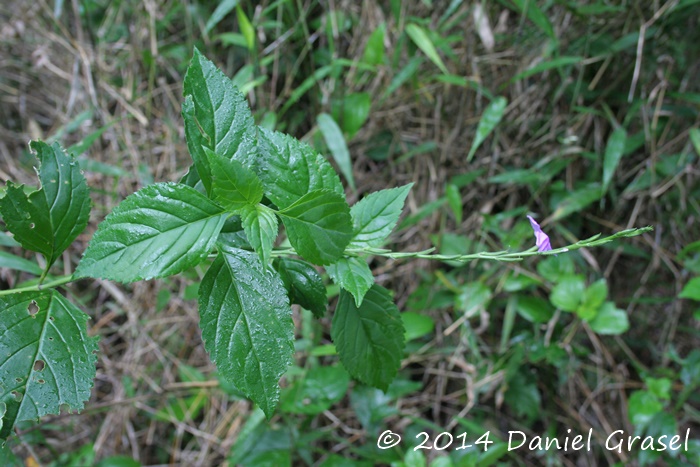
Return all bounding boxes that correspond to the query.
[317,113,355,190]
[257,128,344,209]
[331,284,405,391]
[0,291,98,440]
[405,23,448,74]
[278,189,352,265]
[327,257,374,307]
[0,251,43,275]
[183,49,257,180]
[208,149,263,211]
[75,182,228,282]
[275,258,327,318]
[198,247,294,418]
[602,128,627,194]
[240,204,278,266]
[0,141,90,268]
[350,184,413,248]
[467,97,507,161]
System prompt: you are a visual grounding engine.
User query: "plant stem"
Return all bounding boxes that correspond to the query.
[0,274,75,297]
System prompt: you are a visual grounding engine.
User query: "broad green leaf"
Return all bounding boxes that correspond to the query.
[363,23,385,66]
[275,258,327,318]
[550,275,585,312]
[327,256,374,307]
[317,113,355,190]
[445,183,462,224]
[0,251,43,275]
[332,92,371,139]
[181,95,212,194]
[577,279,608,320]
[679,276,700,301]
[0,141,91,268]
[516,296,554,323]
[551,183,603,221]
[0,291,98,440]
[207,149,263,212]
[349,184,413,248]
[331,284,405,391]
[183,49,257,185]
[198,247,294,418]
[589,302,629,334]
[281,365,350,415]
[278,189,352,265]
[256,128,344,209]
[628,390,663,428]
[204,0,240,34]
[75,182,228,282]
[405,23,448,74]
[402,312,435,341]
[467,97,507,161]
[602,128,627,194]
[240,204,278,266]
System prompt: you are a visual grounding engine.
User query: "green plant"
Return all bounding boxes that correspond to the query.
[0,49,651,442]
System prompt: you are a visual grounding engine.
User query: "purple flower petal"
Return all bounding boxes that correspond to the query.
[527,215,552,252]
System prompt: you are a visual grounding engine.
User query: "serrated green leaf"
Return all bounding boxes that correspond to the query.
[589,302,629,335]
[256,128,344,209]
[182,95,212,194]
[331,284,405,391]
[0,141,90,268]
[198,247,294,418]
[326,256,374,307]
[207,149,263,211]
[278,190,352,265]
[275,258,327,318]
[317,113,355,190]
[75,182,228,282]
[183,49,257,191]
[0,291,98,440]
[240,204,278,266]
[350,184,412,248]
[405,23,448,74]
[602,128,627,194]
[467,97,507,161]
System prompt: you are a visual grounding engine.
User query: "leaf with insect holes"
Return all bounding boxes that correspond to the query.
[182,49,257,193]
[327,256,374,307]
[331,284,405,391]
[198,247,294,418]
[256,128,344,210]
[0,141,91,269]
[349,184,413,248]
[278,189,353,265]
[75,182,228,282]
[207,148,263,212]
[0,291,98,440]
[275,258,327,318]
[240,203,278,266]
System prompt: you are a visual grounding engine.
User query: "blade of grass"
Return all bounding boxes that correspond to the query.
[317,113,355,191]
[405,23,449,74]
[467,97,507,162]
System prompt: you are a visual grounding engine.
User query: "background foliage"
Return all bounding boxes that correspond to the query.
[0,0,698,465]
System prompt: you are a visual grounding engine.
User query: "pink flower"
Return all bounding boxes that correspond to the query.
[527,215,552,252]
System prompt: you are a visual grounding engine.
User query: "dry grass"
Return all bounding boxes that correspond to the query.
[1,0,698,466]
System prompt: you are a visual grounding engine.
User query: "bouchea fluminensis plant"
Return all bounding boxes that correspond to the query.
[0,49,651,440]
